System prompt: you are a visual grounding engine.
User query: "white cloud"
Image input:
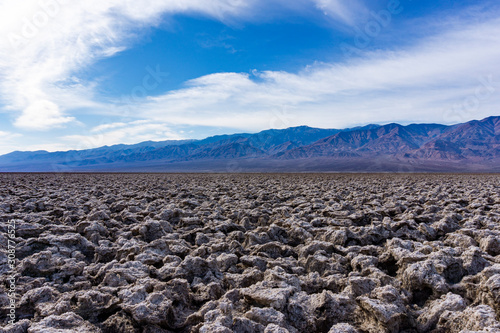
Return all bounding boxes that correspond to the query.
[124,15,500,130]
[14,100,74,129]
[0,0,372,129]
[62,120,184,150]
[0,130,23,155]
[311,0,367,25]
[0,0,374,132]
[90,122,128,133]
[0,130,22,140]
[0,0,262,131]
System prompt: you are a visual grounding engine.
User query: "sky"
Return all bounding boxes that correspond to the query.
[0,0,499,154]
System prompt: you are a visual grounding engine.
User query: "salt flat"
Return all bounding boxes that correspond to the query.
[1,173,500,332]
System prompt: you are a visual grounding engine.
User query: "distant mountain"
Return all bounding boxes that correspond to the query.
[275,123,451,159]
[408,116,500,160]
[1,117,499,172]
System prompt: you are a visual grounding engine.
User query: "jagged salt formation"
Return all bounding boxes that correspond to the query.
[0,173,499,333]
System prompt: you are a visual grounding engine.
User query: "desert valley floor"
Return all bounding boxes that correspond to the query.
[1,173,500,333]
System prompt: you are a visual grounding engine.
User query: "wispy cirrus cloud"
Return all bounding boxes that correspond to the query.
[0,0,365,132]
[311,0,368,26]
[0,0,260,131]
[126,14,500,130]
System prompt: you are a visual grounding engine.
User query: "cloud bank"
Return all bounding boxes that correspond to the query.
[132,15,500,131]
[0,0,264,130]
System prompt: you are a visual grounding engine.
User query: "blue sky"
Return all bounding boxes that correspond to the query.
[0,0,499,154]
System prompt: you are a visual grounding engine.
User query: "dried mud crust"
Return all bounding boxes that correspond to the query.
[1,173,500,333]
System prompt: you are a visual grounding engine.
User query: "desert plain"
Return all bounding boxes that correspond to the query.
[1,173,500,333]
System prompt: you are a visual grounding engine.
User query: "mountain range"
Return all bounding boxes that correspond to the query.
[1,116,499,172]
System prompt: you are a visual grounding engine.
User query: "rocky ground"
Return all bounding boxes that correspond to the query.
[1,173,500,333]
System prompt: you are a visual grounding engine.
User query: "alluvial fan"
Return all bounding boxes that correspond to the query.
[0,173,500,333]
